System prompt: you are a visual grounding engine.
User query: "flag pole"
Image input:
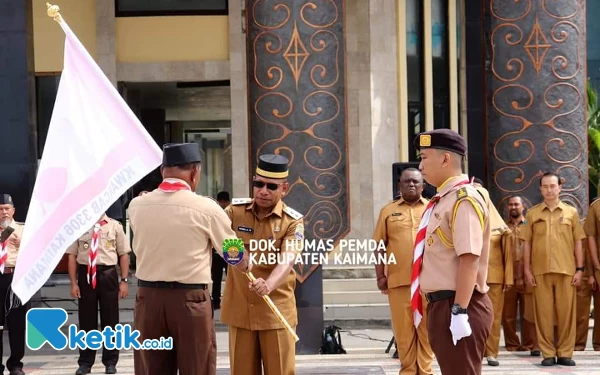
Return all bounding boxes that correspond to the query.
[46,3,63,23]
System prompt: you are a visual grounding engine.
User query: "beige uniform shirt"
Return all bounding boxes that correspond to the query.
[128,178,239,285]
[584,200,600,270]
[372,197,428,288]
[220,198,304,331]
[420,174,491,294]
[0,220,24,268]
[65,214,131,265]
[519,201,586,277]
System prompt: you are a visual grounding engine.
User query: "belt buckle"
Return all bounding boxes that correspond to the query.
[425,293,432,303]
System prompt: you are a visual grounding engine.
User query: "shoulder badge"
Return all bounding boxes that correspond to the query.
[231,198,252,205]
[457,187,469,200]
[283,206,304,220]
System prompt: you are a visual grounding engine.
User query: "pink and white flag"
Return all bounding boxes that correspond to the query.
[12,17,162,303]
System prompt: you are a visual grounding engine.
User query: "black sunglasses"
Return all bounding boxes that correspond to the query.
[253,180,282,191]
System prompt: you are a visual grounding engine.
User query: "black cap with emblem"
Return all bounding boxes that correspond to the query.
[0,194,13,206]
[413,129,467,156]
[256,154,289,179]
[162,143,202,167]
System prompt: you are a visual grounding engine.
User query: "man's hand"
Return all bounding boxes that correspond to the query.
[376,276,388,295]
[503,284,513,292]
[524,269,536,288]
[516,278,525,292]
[119,282,129,299]
[8,235,20,248]
[589,275,597,291]
[70,284,81,299]
[249,277,274,297]
[572,271,583,287]
[449,313,472,345]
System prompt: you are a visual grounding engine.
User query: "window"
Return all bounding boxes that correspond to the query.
[407,0,426,161]
[35,74,61,159]
[115,0,228,17]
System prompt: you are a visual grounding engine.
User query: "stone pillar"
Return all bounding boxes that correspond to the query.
[0,0,38,221]
[247,0,349,353]
[95,0,117,86]
[485,1,588,216]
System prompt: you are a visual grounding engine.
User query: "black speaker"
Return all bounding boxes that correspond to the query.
[392,162,436,200]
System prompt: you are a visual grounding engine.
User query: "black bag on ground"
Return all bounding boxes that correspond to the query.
[319,324,346,354]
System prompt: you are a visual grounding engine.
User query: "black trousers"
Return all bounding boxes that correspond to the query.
[0,272,29,372]
[77,264,120,367]
[210,250,227,308]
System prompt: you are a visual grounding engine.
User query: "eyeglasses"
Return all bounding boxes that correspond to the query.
[253,180,282,191]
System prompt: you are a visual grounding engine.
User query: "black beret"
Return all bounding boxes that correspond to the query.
[256,154,289,179]
[162,143,201,167]
[0,194,13,205]
[413,129,467,156]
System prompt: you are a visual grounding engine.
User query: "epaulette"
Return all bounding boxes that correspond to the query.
[457,186,471,200]
[283,205,304,220]
[231,198,252,205]
[528,203,542,212]
[591,197,600,207]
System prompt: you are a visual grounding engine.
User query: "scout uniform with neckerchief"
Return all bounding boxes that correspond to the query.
[66,213,130,374]
[221,154,304,375]
[412,129,493,375]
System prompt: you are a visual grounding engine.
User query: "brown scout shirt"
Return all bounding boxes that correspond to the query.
[420,174,491,294]
[0,220,24,268]
[584,200,600,271]
[220,198,304,331]
[65,214,131,265]
[128,178,239,285]
[372,196,428,288]
[519,201,586,277]
[506,219,525,282]
[475,186,513,285]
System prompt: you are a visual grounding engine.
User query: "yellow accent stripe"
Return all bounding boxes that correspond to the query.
[436,227,454,248]
[256,167,288,179]
[452,197,485,231]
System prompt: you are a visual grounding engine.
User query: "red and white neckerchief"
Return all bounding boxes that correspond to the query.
[0,237,7,274]
[87,220,108,289]
[158,179,191,193]
[410,177,473,328]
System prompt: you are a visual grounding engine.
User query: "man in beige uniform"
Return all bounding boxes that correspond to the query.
[583,199,600,350]
[574,225,596,350]
[128,143,250,375]
[413,129,493,375]
[0,194,27,375]
[521,172,586,366]
[66,213,131,375]
[221,154,303,375]
[473,184,513,367]
[373,168,434,375]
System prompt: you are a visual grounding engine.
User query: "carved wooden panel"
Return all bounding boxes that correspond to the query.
[486,0,588,217]
[246,0,348,283]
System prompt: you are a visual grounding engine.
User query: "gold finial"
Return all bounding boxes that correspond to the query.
[46,3,63,23]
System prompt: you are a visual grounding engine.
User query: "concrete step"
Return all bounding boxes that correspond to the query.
[322,266,376,279]
[323,278,378,292]
[324,303,391,321]
[324,291,387,304]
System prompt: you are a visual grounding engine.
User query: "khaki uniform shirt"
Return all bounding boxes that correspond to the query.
[220,198,304,331]
[519,201,586,277]
[420,174,491,294]
[128,178,238,284]
[65,214,131,265]
[372,196,428,288]
[506,219,525,282]
[0,220,24,268]
[584,201,600,273]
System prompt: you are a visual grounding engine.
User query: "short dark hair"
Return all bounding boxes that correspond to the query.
[507,195,522,203]
[540,172,561,186]
[217,191,230,201]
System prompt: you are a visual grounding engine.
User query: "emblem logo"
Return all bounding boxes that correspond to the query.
[427,236,433,246]
[420,134,431,147]
[83,243,89,250]
[222,238,245,266]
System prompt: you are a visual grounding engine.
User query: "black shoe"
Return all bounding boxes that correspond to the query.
[105,365,117,374]
[9,369,25,375]
[557,357,576,366]
[75,366,91,375]
[541,357,556,366]
[486,356,499,366]
[531,350,541,357]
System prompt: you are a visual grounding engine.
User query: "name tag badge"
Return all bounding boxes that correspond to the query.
[559,216,564,223]
[391,213,402,216]
[237,226,253,233]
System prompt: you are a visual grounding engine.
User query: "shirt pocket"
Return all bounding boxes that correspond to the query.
[101,228,117,250]
[388,213,412,230]
[558,216,573,236]
[533,219,547,236]
[78,233,93,251]
[428,220,453,249]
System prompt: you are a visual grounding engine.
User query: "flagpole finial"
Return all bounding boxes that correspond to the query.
[46,3,63,23]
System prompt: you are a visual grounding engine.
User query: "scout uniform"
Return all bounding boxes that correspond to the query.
[412,130,493,375]
[502,218,539,354]
[519,200,586,364]
[66,213,130,375]
[475,186,513,365]
[221,154,303,375]
[128,143,248,375]
[0,194,27,375]
[575,222,596,350]
[373,195,434,374]
[583,201,600,350]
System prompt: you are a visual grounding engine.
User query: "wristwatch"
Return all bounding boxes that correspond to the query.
[120,277,129,284]
[576,267,585,272]
[451,303,467,315]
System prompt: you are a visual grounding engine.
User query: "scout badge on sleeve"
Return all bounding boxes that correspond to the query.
[222,238,244,266]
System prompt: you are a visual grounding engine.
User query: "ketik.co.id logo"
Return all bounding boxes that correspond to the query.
[26,308,172,350]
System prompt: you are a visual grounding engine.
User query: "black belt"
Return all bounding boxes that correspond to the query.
[425,290,456,303]
[138,280,207,290]
[78,264,116,270]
